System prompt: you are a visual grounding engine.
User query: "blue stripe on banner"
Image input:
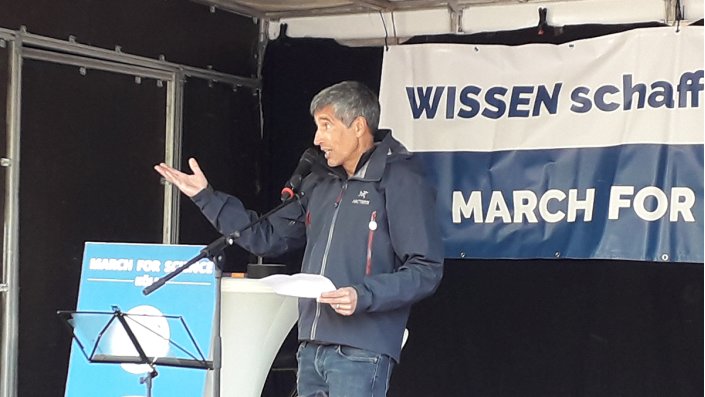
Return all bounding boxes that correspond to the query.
[417,144,703,262]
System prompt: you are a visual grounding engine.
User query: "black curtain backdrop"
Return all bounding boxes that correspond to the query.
[261,23,703,396]
[179,78,262,272]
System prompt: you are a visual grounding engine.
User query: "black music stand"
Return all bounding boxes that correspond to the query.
[58,306,212,397]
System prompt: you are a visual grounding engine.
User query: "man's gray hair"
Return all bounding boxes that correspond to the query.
[310,81,380,131]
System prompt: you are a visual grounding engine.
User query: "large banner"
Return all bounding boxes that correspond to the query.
[380,27,703,262]
[65,242,216,397]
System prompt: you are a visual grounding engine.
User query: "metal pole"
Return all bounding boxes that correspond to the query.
[212,267,222,397]
[0,36,23,397]
[163,72,184,244]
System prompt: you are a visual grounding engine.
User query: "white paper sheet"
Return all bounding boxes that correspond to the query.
[258,273,337,298]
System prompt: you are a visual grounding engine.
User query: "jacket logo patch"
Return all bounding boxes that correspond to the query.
[352,190,371,205]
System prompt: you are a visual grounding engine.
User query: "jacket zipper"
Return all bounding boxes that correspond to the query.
[310,181,347,340]
[365,211,377,276]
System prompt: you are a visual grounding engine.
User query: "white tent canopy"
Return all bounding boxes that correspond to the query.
[193,0,704,42]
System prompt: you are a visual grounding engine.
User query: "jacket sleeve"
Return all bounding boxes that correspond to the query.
[191,187,307,257]
[353,159,444,313]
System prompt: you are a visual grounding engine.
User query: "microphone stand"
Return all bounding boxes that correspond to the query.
[142,193,303,295]
[141,192,304,397]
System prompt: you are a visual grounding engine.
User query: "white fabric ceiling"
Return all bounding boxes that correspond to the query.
[192,0,536,19]
[190,0,703,41]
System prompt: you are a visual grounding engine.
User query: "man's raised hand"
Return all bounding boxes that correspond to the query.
[154,158,208,198]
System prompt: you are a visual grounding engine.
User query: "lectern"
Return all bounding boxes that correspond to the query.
[204,277,298,397]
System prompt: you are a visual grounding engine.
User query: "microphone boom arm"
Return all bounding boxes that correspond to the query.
[142,192,304,295]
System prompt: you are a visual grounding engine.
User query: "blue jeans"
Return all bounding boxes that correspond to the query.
[296,341,395,397]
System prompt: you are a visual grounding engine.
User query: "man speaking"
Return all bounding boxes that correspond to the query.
[154,81,444,397]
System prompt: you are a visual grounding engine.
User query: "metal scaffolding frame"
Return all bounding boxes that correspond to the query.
[0,26,261,397]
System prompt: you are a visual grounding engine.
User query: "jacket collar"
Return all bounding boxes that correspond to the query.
[351,129,408,182]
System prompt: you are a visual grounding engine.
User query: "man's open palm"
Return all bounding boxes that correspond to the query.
[154,158,208,198]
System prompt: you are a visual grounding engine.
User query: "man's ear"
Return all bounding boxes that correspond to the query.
[353,117,369,137]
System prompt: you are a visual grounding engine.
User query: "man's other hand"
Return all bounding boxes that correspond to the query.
[319,287,358,316]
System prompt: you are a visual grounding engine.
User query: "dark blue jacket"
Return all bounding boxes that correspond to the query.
[192,131,444,361]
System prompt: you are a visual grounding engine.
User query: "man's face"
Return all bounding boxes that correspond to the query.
[313,105,362,175]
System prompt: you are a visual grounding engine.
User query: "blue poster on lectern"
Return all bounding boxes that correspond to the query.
[64,242,216,397]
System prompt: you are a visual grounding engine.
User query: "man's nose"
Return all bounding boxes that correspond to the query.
[313,129,322,146]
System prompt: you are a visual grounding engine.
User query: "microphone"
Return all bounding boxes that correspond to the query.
[281,148,318,201]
